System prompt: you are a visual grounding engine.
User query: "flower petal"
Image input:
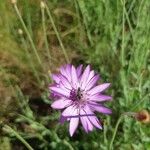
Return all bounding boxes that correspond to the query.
[80,116,88,132]
[88,83,110,95]
[86,70,95,83]
[69,118,79,136]
[60,65,71,82]
[85,75,100,91]
[88,115,102,129]
[60,75,72,90]
[80,109,94,132]
[76,64,83,78]
[80,117,94,132]
[51,99,72,109]
[80,105,94,132]
[50,86,70,97]
[88,94,112,102]
[71,65,79,88]
[60,66,67,77]
[51,74,60,84]
[62,105,79,117]
[80,65,90,89]
[59,115,68,124]
[65,64,72,82]
[81,105,102,129]
[89,102,112,114]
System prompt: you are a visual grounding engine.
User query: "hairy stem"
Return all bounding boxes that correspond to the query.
[109,116,123,150]
[45,2,70,63]
[13,3,42,66]
[3,125,33,150]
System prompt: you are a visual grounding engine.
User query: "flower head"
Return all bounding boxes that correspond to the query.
[49,64,112,136]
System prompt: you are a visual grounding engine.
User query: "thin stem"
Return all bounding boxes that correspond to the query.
[41,5,52,82]
[63,139,74,150]
[121,0,125,66]
[13,3,42,66]
[109,116,123,150]
[123,2,134,41]
[131,94,149,111]
[76,0,93,46]
[18,114,73,148]
[41,6,51,64]
[18,114,59,142]
[103,121,108,145]
[3,125,33,150]
[120,0,128,105]
[45,3,70,63]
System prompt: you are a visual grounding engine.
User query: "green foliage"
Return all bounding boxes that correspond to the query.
[0,0,149,149]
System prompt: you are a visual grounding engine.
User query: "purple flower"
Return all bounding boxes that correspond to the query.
[49,64,112,136]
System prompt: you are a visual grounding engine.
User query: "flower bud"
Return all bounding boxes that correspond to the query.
[135,110,150,124]
[11,0,17,4]
[18,29,23,35]
[40,1,46,9]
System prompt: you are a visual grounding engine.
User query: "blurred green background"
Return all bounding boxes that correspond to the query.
[0,0,150,149]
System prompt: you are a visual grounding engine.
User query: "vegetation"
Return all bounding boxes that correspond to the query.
[0,0,150,149]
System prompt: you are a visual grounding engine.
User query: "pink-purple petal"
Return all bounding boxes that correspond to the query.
[80,65,90,89]
[80,117,88,132]
[89,102,112,114]
[76,64,83,78]
[60,65,72,82]
[62,105,79,117]
[51,74,60,84]
[69,118,79,136]
[58,82,70,93]
[60,75,72,90]
[65,64,72,82]
[71,65,79,88]
[60,66,67,77]
[80,114,93,132]
[88,115,102,129]
[59,115,68,124]
[85,75,100,91]
[50,86,70,97]
[51,99,72,109]
[65,64,72,73]
[86,71,95,84]
[88,94,112,102]
[88,83,110,95]
[80,105,94,132]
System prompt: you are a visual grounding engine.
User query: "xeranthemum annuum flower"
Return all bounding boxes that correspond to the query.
[49,64,112,136]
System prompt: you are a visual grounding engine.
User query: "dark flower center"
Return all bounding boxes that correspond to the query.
[70,87,83,101]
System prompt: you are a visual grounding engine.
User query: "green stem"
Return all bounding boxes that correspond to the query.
[103,121,108,145]
[18,114,59,142]
[13,3,42,66]
[122,1,134,41]
[109,116,122,150]
[3,125,34,150]
[121,0,125,67]
[41,7,51,63]
[41,6,52,82]
[131,94,149,111]
[76,0,93,46]
[45,3,70,63]
[63,139,74,150]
